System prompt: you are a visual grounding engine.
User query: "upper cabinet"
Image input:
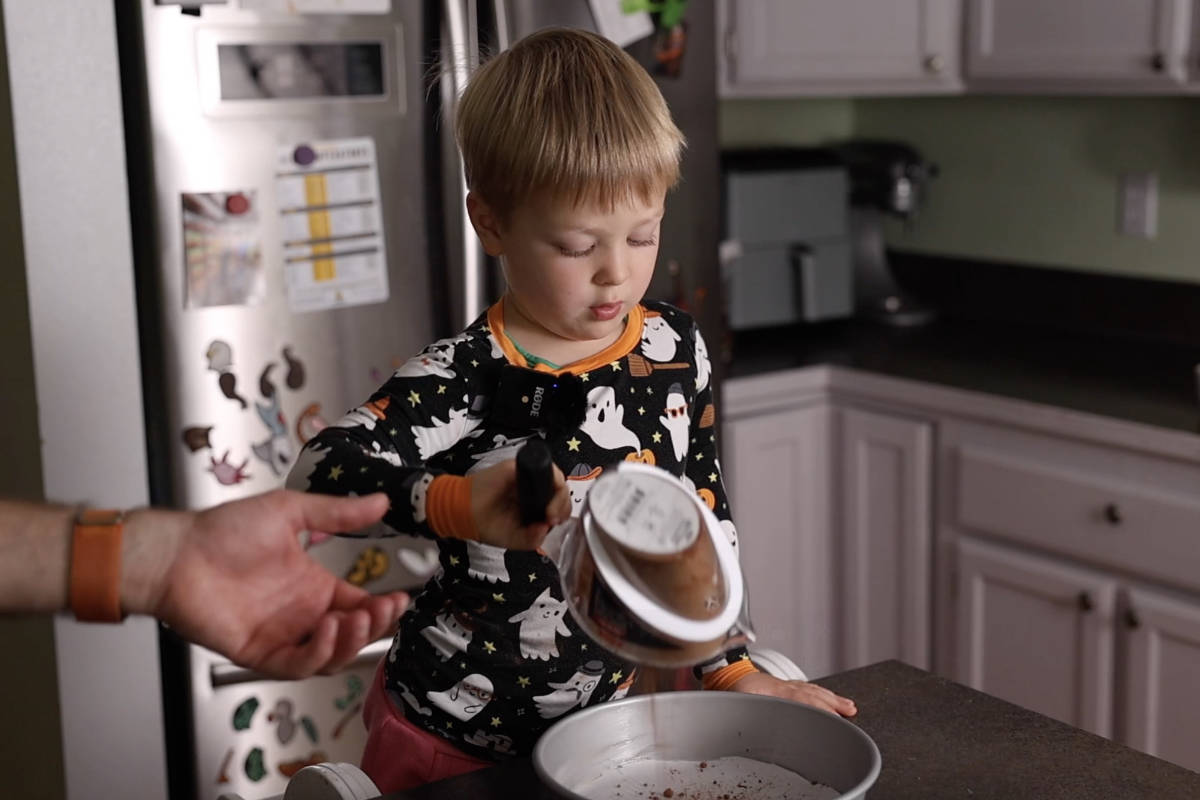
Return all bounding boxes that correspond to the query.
[717,0,1200,96]
[964,0,1193,91]
[718,0,963,97]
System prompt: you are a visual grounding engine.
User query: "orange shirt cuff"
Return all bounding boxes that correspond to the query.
[702,658,759,692]
[426,475,478,541]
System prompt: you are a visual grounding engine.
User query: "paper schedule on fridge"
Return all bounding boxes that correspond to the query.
[275,137,390,313]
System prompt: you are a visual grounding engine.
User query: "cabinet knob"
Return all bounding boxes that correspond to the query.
[1125,608,1141,629]
[1077,591,1094,612]
[923,54,944,74]
[1103,503,1122,525]
[1152,52,1166,72]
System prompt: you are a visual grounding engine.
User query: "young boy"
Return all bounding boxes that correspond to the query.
[288,27,854,792]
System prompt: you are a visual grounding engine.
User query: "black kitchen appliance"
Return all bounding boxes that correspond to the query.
[833,140,939,326]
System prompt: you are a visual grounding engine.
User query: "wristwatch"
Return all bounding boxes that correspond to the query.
[70,508,126,623]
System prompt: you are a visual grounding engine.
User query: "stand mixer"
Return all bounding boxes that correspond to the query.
[833,140,939,326]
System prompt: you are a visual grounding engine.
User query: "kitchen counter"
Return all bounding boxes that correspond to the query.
[377,660,1200,799]
[726,252,1200,435]
[728,315,1200,434]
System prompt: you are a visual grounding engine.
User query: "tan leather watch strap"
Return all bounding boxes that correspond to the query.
[70,508,125,623]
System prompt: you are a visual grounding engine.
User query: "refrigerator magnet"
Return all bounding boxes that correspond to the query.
[267,699,298,745]
[232,696,259,731]
[252,393,293,476]
[335,674,365,711]
[251,433,293,478]
[182,425,213,452]
[283,345,306,389]
[254,393,288,439]
[244,747,267,782]
[215,747,234,784]
[258,362,278,399]
[653,21,688,78]
[207,339,248,409]
[206,339,234,372]
[345,545,389,587]
[333,702,363,739]
[209,451,251,486]
[279,750,329,779]
[296,402,329,445]
[182,191,265,309]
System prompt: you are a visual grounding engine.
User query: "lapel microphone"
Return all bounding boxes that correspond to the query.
[488,365,587,436]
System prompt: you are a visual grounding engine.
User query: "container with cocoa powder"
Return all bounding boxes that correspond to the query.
[556,462,753,667]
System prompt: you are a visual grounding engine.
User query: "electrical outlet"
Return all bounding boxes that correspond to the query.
[1118,172,1158,239]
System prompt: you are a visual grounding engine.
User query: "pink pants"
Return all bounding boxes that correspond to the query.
[359,661,492,792]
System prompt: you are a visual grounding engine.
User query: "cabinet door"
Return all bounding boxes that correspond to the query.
[956,538,1117,737]
[1123,585,1200,771]
[725,404,835,677]
[719,0,961,97]
[965,0,1191,88]
[839,408,932,670]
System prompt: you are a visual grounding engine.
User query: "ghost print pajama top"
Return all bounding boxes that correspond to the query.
[288,299,756,762]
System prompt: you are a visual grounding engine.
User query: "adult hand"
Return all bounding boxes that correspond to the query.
[729,671,858,717]
[469,459,571,550]
[123,490,409,680]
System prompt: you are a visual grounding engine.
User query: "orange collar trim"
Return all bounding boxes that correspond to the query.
[486,301,646,376]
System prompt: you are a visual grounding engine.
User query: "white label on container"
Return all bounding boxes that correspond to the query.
[589,471,699,556]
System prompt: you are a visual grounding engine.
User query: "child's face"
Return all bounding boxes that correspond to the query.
[474,189,665,346]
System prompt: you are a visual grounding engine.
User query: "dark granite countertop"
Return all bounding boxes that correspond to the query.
[727,315,1200,435]
[378,660,1200,799]
[819,661,1200,799]
[725,253,1200,436]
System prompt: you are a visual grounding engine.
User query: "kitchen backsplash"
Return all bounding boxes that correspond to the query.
[720,96,1200,287]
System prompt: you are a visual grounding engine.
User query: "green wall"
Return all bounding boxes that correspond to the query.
[719,95,1200,285]
[720,98,855,146]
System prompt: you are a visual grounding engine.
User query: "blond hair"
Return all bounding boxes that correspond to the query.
[455,27,685,221]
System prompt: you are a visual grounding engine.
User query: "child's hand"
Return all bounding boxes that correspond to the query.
[469,459,571,550]
[728,671,857,717]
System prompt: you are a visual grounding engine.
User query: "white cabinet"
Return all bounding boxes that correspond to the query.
[838,407,933,670]
[722,372,935,679]
[940,416,1200,767]
[724,402,836,678]
[954,541,1200,772]
[1123,585,1200,772]
[724,366,1200,772]
[965,0,1193,91]
[955,537,1117,737]
[718,0,962,97]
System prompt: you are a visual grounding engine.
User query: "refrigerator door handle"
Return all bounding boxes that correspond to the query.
[491,0,511,51]
[208,637,393,689]
[442,0,488,329]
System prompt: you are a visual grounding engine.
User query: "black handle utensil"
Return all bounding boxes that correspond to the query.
[516,439,555,525]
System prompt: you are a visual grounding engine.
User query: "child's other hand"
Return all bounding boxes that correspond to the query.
[469,459,571,550]
[728,671,857,717]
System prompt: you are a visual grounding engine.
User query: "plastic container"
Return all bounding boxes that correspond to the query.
[555,462,753,668]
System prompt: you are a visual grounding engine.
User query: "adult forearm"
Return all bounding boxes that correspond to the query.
[0,499,182,617]
[0,499,74,613]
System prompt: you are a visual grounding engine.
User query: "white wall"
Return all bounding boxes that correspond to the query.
[0,7,64,797]
[2,1,167,798]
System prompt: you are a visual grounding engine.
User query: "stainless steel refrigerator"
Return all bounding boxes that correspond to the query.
[117,2,720,798]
